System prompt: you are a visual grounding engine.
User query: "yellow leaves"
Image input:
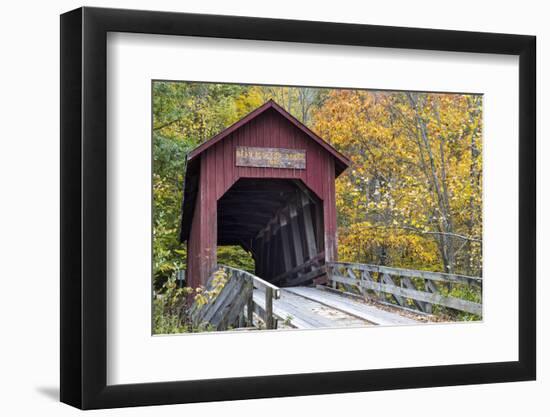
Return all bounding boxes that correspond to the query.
[193,268,229,306]
[315,90,482,274]
[234,86,264,117]
[338,221,439,268]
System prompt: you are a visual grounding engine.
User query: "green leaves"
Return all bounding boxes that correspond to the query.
[152,82,263,290]
[217,246,255,273]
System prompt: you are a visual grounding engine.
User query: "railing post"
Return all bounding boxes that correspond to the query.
[265,287,273,329]
[247,288,254,326]
[329,264,337,289]
[424,279,438,314]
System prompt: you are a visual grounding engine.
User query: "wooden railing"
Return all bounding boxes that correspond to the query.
[326,262,482,316]
[272,251,325,286]
[190,266,280,330]
[221,266,281,329]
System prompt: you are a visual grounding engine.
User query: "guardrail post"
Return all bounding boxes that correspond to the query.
[247,290,254,326]
[424,279,438,314]
[329,265,337,289]
[265,287,274,329]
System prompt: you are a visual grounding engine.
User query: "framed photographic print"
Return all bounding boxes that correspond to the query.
[60,6,536,409]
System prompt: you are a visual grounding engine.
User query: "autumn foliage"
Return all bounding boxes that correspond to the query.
[314,90,482,276]
[152,82,483,293]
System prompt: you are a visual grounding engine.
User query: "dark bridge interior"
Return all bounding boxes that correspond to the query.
[217,178,326,286]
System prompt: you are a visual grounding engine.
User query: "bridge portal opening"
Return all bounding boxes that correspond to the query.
[217,178,325,286]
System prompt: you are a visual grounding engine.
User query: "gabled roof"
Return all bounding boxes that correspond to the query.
[179,99,350,242]
[187,99,350,172]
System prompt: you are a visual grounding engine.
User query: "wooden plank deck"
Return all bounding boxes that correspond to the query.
[253,288,366,329]
[284,287,417,326]
[253,286,419,329]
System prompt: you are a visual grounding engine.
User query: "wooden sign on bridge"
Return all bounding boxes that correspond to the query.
[235,146,306,169]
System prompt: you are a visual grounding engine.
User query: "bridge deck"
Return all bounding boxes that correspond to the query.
[253,286,419,329]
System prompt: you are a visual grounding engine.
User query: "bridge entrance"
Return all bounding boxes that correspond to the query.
[179,100,350,288]
[218,178,324,285]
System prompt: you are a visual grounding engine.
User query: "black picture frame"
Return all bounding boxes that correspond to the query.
[60,6,536,410]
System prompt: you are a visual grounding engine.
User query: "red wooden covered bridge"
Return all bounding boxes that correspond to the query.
[178,100,482,331]
[179,99,350,289]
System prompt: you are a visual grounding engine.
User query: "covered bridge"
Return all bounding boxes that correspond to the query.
[179,100,350,289]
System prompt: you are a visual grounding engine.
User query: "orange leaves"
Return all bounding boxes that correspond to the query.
[314,90,483,274]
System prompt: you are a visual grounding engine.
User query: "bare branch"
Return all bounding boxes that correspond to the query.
[348,223,482,243]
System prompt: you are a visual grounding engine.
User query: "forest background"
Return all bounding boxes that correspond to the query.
[153,82,483,296]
